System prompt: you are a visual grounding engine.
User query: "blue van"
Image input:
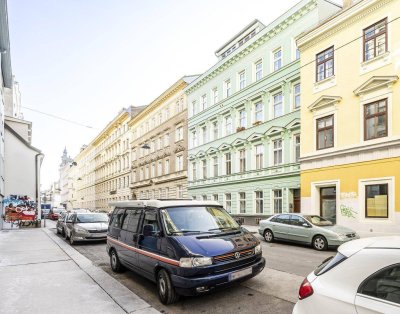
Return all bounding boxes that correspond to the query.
[107,200,265,304]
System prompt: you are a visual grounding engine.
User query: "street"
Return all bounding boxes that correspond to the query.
[45,220,333,314]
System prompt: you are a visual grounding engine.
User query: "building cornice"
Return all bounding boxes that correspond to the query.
[185,0,317,95]
[298,0,394,50]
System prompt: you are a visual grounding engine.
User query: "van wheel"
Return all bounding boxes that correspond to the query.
[64,229,69,240]
[56,227,60,235]
[263,229,274,243]
[157,269,179,305]
[110,250,124,273]
[313,235,328,251]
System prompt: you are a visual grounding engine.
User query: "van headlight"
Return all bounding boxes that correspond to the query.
[74,226,88,234]
[179,257,213,268]
[255,244,262,255]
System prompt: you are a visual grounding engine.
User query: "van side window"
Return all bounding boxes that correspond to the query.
[111,208,125,228]
[122,209,142,232]
[139,211,160,251]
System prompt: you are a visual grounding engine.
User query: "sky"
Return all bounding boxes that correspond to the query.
[7,0,342,190]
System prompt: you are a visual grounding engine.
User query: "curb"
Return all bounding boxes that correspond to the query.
[42,228,160,314]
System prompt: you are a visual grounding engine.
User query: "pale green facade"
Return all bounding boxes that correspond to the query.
[185,0,341,222]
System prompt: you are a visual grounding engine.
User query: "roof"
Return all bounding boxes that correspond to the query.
[109,199,221,209]
[339,236,400,257]
[4,122,42,154]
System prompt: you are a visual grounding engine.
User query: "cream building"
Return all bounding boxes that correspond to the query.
[74,144,96,210]
[92,106,145,211]
[129,76,198,200]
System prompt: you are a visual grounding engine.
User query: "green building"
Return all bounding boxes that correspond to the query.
[185,0,340,224]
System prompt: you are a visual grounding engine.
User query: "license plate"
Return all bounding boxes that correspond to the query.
[90,234,106,238]
[229,267,252,281]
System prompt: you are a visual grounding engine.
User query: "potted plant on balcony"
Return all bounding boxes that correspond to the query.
[236,126,246,132]
[253,120,262,126]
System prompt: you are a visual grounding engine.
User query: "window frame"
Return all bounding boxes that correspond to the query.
[316,115,334,150]
[239,192,246,213]
[225,152,232,175]
[363,18,388,62]
[239,149,246,172]
[273,48,282,71]
[273,139,283,166]
[316,46,334,82]
[293,83,301,109]
[364,99,388,141]
[255,60,263,81]
[365,183,389,218]
[255,191,264,214]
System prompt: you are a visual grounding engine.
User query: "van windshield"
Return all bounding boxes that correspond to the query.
[161,206,239,234]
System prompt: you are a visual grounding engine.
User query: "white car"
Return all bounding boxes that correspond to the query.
[293,236,400,314]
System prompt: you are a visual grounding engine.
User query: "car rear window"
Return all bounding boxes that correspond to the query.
[314,252,347,276]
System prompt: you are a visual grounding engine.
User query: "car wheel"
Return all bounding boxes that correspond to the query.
[263,229,274,243]
[313,235,327,251]
[110,249,124,273]
[157,269,179,305]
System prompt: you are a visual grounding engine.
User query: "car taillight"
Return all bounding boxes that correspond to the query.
[299,278,313,300]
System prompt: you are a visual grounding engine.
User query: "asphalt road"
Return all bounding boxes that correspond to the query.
[46,220,333,314]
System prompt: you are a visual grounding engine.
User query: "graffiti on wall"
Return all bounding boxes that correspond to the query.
[340,204,358,218]
[3,195,37,222]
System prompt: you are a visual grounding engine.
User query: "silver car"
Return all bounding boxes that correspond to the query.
[64,212,109,245]
[258,213,359,251]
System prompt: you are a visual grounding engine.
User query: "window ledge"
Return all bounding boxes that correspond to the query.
[313,76,336,94]
[360,52,391,75]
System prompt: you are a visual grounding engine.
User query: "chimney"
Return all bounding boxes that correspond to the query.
[343,0,353,9]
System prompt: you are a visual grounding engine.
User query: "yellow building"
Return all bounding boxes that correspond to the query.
[298,0,400,235]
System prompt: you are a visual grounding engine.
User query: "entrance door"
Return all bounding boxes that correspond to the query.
[320,187,336,224]
[293,189,301,213]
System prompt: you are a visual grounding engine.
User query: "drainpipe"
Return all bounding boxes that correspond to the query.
[35,153,44,227]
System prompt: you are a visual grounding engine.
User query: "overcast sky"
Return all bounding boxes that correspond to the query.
[8,0,342,189]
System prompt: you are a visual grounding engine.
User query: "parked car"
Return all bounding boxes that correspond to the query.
[64,212,109,245]
[56,211,69,236]
[107,200,265,305]
[259,213,359,251]
[293,236,400,314]
[48,208,66,220]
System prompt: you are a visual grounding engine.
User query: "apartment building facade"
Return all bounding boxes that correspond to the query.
[92,106,145,211]
[129,76,198,200]
[185,0,340,224]
[298,0,400,235]
[74,144,96,210]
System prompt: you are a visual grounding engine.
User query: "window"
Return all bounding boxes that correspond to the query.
[255,191,263,213]
[191,131,197,148]
[177,185,184,198]
[164,133,170,147]
[273,139,283,165]
[191,101,197,116]
[255,144,263,170]
[158,112,163,124]
[225,79,231,98]
[363,18,387,61]
[213,156,219,177]
[176,155,183,172]
[294,135,300,163]
[140,168,144,180]
[239,109,246,128]
[202,126,207,144]
[255,101,264,122]
[364,99,387,140]
[202,160,207,179]
[201,94,207,111]
[191,162,197,180]
[296,47,300,60]
[225,193,232,212]
[273,190,283,213]
[239,70,246,90]
[145,165,149,179]
[225,153,231,175]
[175,126,183,142]
[151,163,155,178]
[293,83,301,109]
[239,149,246,172]
[225,116,233,135]
[317,115,334,150]
[165,159,170,174]
[213,88,218,105]
[239,192,246,213]
[255,60,263,81]
[121,209,141,232]
[213,121,219,140]
[273,49,282,71]
[365,184,388,218]
[213,194,219,202]
[366,264,400,307]
[316,46,334,81]
[202,194,207,201]
[273,93,283,118]
[158,161,162,176]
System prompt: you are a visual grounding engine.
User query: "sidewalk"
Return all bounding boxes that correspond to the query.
[0,228,159,314]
